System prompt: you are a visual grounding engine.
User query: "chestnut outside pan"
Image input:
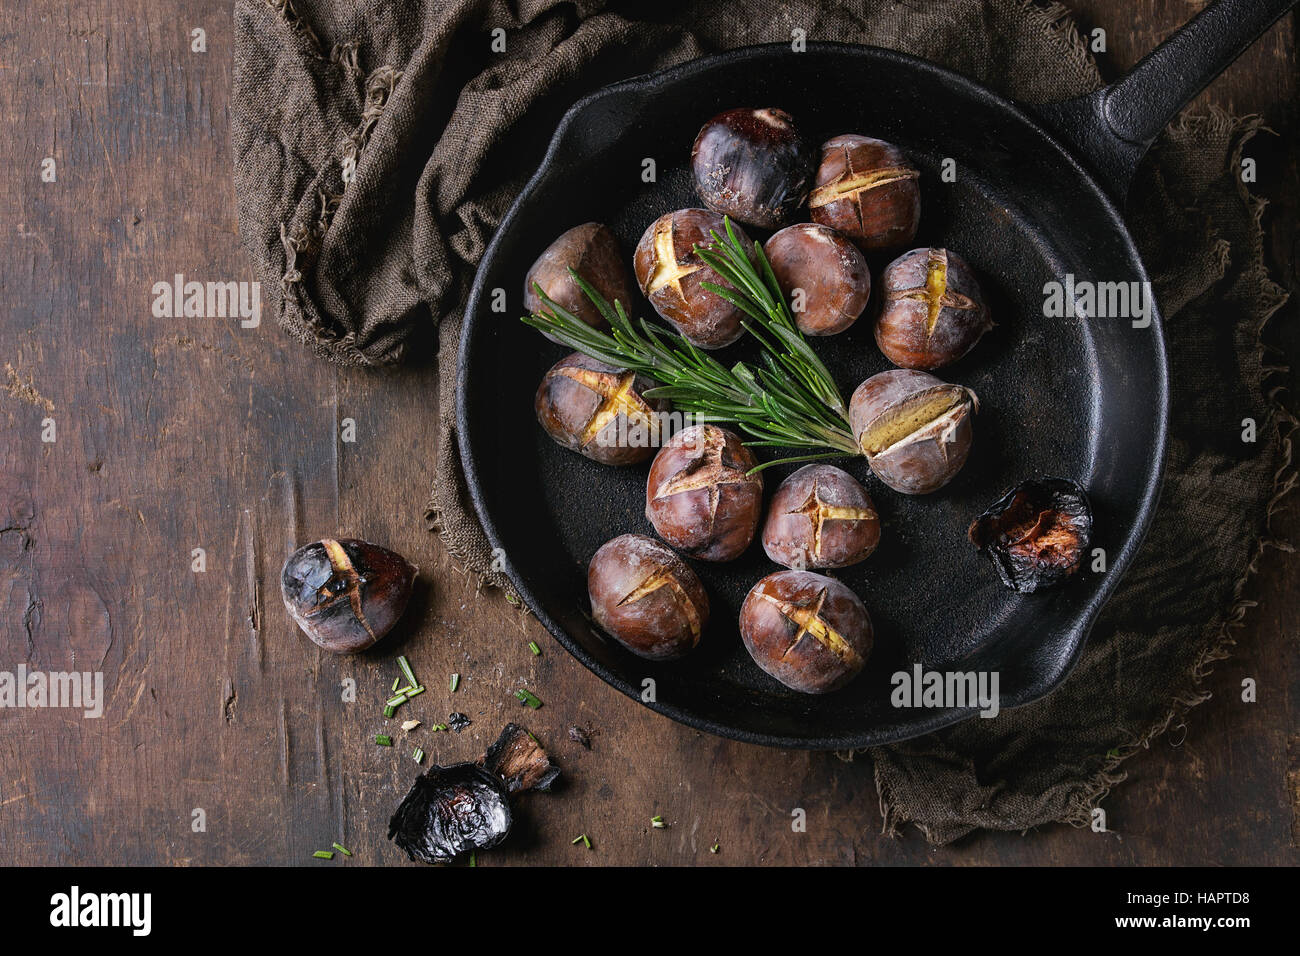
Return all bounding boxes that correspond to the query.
[457,0,1295,749]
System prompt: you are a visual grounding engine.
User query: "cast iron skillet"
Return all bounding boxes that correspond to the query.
[458,0,1295,749]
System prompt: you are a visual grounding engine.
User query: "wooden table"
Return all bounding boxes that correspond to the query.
[1,0,1295,866]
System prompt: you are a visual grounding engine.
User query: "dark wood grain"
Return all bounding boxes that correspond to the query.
[0,0,1294,866]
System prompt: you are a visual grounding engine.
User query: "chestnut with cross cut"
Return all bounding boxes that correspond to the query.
[633,209,749,349]
[809,135,920,252]
[850,369,978,495]
[280,538,417,654]
[875,247,991,369]
[740,570,873,694]
[645,424,763,562]
[535,352,670,465]
[761,464,880,570]
[523,222,632,342]
[588,534,710,660]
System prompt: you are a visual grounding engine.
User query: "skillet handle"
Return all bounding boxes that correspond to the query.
[1034,0,1297,202]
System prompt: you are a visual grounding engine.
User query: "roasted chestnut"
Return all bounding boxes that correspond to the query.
[523,222,632,342]
[761,464,880,570]
[388,762,512,864]
[849,370,977,495]
[876,248,992,369]
[764,223,871,336]
[809,135,920,252]
[588,533,709,660]
[633,209,748,349]
[969,477,1094,592]
[280,538,417,653]
[691,107,816,230]
[535,352,670,465]
[739,570,872,694]
[645,424,763,562]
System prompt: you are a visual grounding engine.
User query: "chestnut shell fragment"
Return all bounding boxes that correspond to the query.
[388,762,512,865]
[280,538,417,654]
[481,722,561,794]
[968,478,1094,593]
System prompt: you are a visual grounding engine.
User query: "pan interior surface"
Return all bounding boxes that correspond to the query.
[459,46,1166,748]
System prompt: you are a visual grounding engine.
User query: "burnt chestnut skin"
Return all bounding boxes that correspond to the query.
[633,209,749,349]
[691,107,816,230]
[281,538,417,654]
[761,464,880,570]
[809,135,920,252]
[588,534,709,660]
[764,223,871,336]
[646,424,763,562]
[740,570,873,694]
[523,223,632,341]
[876,247,992,369]
[969,477,1094,592]
[849,369,977,495]
[535,352,670,465]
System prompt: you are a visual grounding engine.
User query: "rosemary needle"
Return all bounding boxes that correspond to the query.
[514,688,542,709]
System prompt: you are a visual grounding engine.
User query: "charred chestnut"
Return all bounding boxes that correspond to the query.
[523,222,632,342]
[588,534,709,660]
[388,762,512,864]
[740,570,873,694]
[691,107,816,230]
[849,370,977,495]
[809,135,920,252]
[280,538,416,654]
[764,223,871,336]
[876,248,992,369]
[535,352,670,465]
[969,478,1094,592]
[633,209,749,349]
[645,424,763,562]
[762,464,880,570]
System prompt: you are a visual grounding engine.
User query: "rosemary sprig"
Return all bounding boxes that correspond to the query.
[520,217,857,470]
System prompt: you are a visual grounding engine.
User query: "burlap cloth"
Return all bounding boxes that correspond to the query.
[232,0,1294,844]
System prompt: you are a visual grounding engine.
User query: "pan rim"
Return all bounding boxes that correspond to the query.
[456,42,1170,750]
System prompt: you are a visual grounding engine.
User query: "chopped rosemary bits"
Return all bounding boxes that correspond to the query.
[406,685,425,699]
[383,705,396,719]
[450,673,460,692]
[572,834,592,849]
[528,641,541,656]
[386,693,408,708]
[412,747,425,764]
[397,655,419,689]
[391,677,400,693]
[514,688,542,709]
[312,850,334,860]
[710,844,720,854]
[332,843,351,857]
[651,815,667,829]
[375,734,393,747]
